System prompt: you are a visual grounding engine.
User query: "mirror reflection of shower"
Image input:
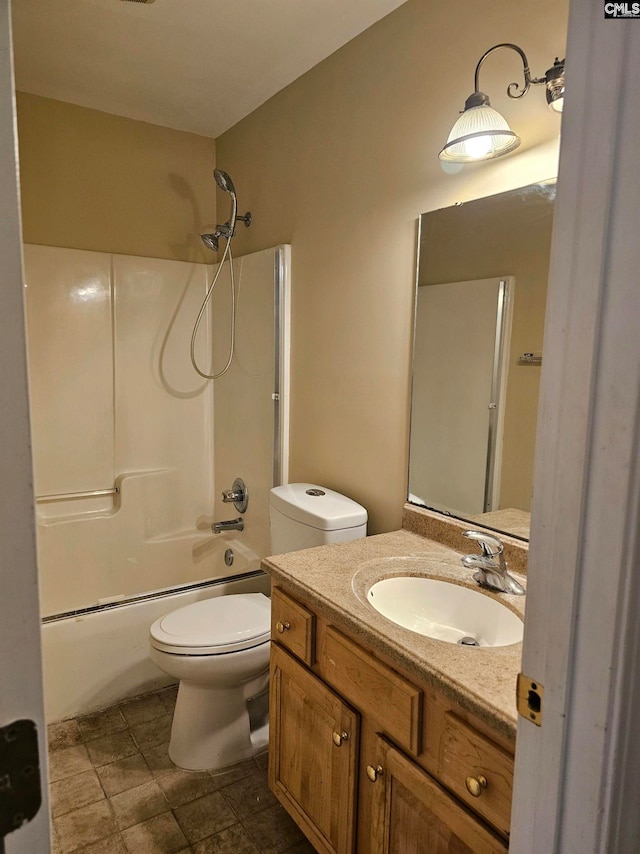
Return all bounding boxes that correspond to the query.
[190,169,252,379]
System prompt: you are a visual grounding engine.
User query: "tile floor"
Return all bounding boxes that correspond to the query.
[47,686,315,853]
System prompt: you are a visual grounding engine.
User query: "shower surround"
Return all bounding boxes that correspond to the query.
[23,243,290,719]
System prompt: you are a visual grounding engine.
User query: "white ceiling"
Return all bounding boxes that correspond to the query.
[11,0,408,139]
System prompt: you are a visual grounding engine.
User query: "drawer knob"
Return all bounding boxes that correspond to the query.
[465,775,488,797]
[332,730,349,747]
[275,621,291,634]
[366,764,384,782]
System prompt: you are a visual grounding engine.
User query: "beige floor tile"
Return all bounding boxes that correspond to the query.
[220,770,278,821]
[173,791,237,844]
[48,720,83,753]
[121,811,188,853]
[119,693,167,727]
[49,744,93,783]
[54,799,117,853]
[77,707,128,742]
[208,758,257,791]
[242,803,304,853]
[193,821,260,853]
[157,685,178,714]
[76,834,127,853]
[129,715,173,751]
[50,768,105,818]
[51,824,62,854]
[253,750,269,773]
[48,701,297,854]
[141,742,176,778]
[280,840,316,854]
[110,780,169,830]
[85,730,139,767]
[157,768,220,809]
[97,751,154,797]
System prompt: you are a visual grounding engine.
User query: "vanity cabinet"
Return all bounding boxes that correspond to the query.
[364,731,506,854]
[270,642,359,853]
[269,584,512,854]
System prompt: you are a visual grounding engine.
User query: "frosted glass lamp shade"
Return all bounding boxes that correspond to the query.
[439,103,521,163]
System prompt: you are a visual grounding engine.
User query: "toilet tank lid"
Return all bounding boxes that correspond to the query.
[270,483,367,531]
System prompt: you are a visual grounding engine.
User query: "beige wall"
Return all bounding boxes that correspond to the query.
[17,93,216,262]
[216,0,568,533]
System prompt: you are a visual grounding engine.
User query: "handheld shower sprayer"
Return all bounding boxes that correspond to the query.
[192,170,252,380]
[213,168,235,195]
[199,169,251,250]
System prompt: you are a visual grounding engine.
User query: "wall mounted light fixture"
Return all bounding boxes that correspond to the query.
[439,44,565,163]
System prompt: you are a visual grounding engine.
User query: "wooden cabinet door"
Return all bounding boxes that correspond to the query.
[365,734,508,854]
[269,643,359,854]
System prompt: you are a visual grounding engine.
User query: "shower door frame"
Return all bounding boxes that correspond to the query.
[273,245,291,488]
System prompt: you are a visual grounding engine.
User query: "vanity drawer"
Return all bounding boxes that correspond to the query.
[271,587,315,666]
[321,626,422,755]
[439,712,513,836]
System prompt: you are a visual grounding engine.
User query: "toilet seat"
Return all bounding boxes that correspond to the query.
[150,593,271,656]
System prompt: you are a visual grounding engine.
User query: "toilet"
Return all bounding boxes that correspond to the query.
[149,483,367,771]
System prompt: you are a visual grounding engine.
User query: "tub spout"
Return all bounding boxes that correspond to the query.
[212,517,244,534]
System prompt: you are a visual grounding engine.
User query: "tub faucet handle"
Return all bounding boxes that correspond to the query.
[221,477,248,513]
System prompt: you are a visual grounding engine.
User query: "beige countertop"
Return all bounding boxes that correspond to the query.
[263,528,525,741]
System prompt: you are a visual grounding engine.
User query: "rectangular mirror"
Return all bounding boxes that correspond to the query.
[408,180,556,541]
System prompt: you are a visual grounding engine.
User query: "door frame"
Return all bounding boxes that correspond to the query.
[0,1,50,851]
[510,4,640,851]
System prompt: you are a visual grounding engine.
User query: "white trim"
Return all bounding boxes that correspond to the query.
[511,6,640,851]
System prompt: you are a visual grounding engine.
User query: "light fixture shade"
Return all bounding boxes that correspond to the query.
[439,103,521,163]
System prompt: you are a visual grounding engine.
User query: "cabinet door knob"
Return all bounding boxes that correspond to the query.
[275,621,291,634]
[465,774,488,797]
[366,764,384,782]
[332,730,349,747]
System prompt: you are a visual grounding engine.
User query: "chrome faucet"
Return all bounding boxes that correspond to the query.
[460,530,525,596]
[211,517,244,534]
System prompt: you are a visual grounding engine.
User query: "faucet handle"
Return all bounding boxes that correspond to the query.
[463,530,504,557]
[220,477,248,513]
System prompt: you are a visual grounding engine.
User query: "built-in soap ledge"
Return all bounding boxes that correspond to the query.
[402,503,529,577]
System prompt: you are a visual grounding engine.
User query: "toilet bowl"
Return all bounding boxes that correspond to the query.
[149,592,270,771]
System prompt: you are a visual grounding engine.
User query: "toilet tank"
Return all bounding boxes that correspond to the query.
[269,483,367,555]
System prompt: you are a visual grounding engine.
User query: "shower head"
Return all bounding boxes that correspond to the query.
[214,169,236,196]
[200,232,219,252]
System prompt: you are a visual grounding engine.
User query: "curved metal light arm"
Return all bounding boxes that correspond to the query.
[474,43,547,100]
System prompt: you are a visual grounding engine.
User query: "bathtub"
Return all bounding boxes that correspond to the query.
[41,570,270,722]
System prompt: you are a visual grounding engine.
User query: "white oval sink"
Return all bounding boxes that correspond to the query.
[367,577,523,647]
